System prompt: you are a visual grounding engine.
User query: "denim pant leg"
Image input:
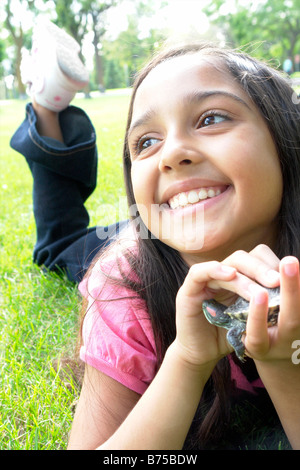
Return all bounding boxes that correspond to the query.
[10,103,126,282]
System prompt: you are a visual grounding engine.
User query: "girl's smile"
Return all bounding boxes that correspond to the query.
[160,177,229,208]
[163,184,232,217]
[128,53,283,264]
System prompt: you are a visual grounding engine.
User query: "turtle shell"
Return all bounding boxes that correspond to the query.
[225,286,280,324]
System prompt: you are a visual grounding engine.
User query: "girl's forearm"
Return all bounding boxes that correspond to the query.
[98,342,215,450]
[255,360,300,449]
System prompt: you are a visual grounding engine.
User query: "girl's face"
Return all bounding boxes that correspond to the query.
[127,53,283,265]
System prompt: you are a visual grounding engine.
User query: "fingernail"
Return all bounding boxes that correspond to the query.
[283,261,298,277]
[254,290,267,305]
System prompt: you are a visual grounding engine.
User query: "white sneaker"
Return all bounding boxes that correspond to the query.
[21,17,89,112]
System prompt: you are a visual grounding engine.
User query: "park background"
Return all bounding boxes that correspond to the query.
[0,0,299,450]
[1,0,300,97]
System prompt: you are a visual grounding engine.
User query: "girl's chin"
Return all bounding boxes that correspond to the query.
[165,239,205,254]
[160,229,232,262]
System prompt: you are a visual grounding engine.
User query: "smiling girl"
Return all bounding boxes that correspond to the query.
[11,30,300,450]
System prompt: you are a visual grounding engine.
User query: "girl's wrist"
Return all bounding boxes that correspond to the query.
[167,340,218,387]
[254,356,300,391]
[254,357,299,374]
[254,358,300,450]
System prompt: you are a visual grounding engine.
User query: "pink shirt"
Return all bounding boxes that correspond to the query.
[79,255,157,394]
[79,252,264,395]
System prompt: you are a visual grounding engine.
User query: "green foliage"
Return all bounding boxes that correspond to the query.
[0,39,6,79]
[102,15,165,88]
[103,59,127,89]
[204,0,300,66]
[0,0,167,94]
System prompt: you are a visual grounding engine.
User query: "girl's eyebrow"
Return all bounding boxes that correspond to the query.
[128,90,251,138]
[128,109,156,138]
[186,90,251,109]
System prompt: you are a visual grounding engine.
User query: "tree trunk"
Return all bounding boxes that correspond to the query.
[92,31,104,90]
[15,34,26,96]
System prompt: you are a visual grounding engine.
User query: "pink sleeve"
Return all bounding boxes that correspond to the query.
[78,259,157,395]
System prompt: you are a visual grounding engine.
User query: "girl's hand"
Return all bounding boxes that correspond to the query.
[174,245,281,369]
[174,261,236,369]
[245,256,300,363]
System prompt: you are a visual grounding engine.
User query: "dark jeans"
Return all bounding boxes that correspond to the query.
[10,103,127,282]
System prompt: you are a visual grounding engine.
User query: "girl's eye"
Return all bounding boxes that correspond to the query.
[136,137,160,154]
[199,113,229,128]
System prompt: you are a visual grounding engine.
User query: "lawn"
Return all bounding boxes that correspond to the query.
[0,94,130,449]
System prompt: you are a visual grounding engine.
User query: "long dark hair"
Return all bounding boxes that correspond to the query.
[86,43,300,448]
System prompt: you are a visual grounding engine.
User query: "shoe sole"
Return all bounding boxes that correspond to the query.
[34,18,89,85]
[57,46,89,85]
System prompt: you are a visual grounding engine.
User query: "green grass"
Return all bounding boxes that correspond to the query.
[0,94,130,449]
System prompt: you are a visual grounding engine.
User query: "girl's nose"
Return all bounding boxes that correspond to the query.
[158,134,199,172]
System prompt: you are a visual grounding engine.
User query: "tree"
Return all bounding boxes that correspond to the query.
[53,0,164,90]
[87,1,117,90]
[0,0,118,95]
[204,0,300,67]
[2,0,38,95]
[104,59,126,88]
[54,0,88,54]
[0,39,7,80]
[53,0,117,89]
[102,4,166,88]
[0,0,166,96]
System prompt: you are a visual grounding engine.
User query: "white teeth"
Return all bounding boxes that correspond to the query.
[187,190,199,204]
[207,189,216,198]
[169,196,179,209]
[169,187,222,209]
[178,193,188,206]
[198,188,207,200]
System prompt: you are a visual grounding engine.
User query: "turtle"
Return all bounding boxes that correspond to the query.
[202,287,280,361]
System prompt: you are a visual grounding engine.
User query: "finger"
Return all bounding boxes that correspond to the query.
[180,261,236,299]
[222,246,280,288]
[249,244,280,268]
[278,257,300,333]
[245,287,270,357]
[183,262,270,307]
[176,262,237,350]
[207,271,269,302]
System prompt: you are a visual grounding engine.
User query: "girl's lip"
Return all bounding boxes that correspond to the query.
[160,178,230,205]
